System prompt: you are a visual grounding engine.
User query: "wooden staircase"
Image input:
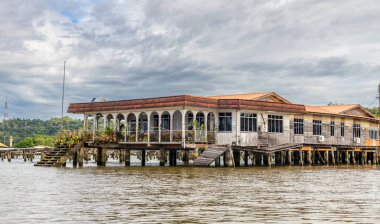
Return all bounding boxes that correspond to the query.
[258,132,269,148]
[34,147,70,167]
[193,145,229,167]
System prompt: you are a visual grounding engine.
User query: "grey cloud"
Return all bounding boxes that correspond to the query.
[0,0,379,119]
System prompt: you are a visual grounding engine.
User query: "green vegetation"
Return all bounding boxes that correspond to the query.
[14,135,56,148]
[367,107,379,117]
[0,116,83,147]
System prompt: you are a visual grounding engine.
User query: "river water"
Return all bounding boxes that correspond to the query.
[1,159,380,223]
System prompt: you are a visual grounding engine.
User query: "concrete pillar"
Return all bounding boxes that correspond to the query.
[141,149,146,166]
[287,150,292,165]
[267,153,272,167]
[170,113,173,142]
[158,113,162,143]
[331,150,335,165]
[351,150,356,165]
[97,148,107,166]
[159,148,166,166]
[335,150,339,165]
[299,150,304,166]
[181,110,186,146]
[307,150,312,165]
[224,150,232,167]
[125,150,131,166]
[251,152,256,166]
[78,148,84,167]
[325,151,329,165]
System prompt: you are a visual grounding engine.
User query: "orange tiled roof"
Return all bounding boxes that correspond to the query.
[208,92,291,103]
[208,92,271,100]
[305,104,375,118]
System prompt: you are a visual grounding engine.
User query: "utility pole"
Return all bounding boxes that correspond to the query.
[61,61,66,130]
[378,83,380,140]
[3,96,8,144]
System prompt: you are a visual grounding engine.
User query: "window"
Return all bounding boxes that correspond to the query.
[187,113,194,130]
[353,123,361,138]
[161,114,170,130]
[369,130,379,140]
[313,120,322,135]
[268,115,283,133]
[330,121,335,136]
[219,112,232,132]
[340,122,345,137]
[294,119,304,135]
[240,113,257,132]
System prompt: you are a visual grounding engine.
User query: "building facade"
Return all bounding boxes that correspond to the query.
[68,92,380,150]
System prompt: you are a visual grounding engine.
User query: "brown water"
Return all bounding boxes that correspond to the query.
[1,159,380,223]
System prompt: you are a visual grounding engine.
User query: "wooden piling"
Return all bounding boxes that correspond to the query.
[97,147,107,166]
[233,150,240,167]
[244,151,249,166]
[78,148,84,167]
[183,150,190,166]
[7,151,11,162]
[159,148,166,166]
[251,152,256,166]
[73,150,78,167]
[169,150,176,166]
[125,149,131,166]
[215,156,220,167]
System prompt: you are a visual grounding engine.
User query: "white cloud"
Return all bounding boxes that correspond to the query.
[0,0,379,119]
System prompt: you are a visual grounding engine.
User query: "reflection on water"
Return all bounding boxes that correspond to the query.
[1,159,380,223]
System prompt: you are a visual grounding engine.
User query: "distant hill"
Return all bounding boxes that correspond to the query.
[0,116,83,146]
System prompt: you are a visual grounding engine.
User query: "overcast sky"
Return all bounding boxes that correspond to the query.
[0,0,379,119]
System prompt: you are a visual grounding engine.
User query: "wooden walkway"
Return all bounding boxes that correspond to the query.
[193,145,229,167]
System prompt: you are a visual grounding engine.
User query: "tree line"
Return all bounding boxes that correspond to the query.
[0,116,83,148]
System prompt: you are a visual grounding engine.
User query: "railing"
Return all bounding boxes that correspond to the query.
[86,129,217,144]
[172,130,183,142]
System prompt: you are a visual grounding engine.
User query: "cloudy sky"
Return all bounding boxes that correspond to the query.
[1,0,379,119]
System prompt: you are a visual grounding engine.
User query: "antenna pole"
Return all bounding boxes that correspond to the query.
[61,61,66,129]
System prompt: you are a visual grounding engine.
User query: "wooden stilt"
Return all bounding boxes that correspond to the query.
[141,149,146,166]
[125,149,131,166]
[78,148,84,167]
[244,151,249,166]
[159,148,166,166]
[251,152,256,166]
[183,150,190,166]
[307,150,312,165]
[73,150,78,167]
[97,147,106,166]
[233,150,240,167]
[215,156,220,167]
